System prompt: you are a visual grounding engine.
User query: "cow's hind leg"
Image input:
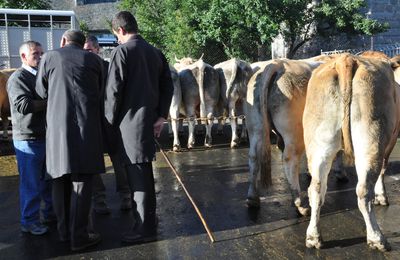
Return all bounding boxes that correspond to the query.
[171,118,181,152]
[354,157,390,251]
[185,105,197,149]
[273,109,308,215]
[305,147,337,249]
[240,117,247,141]
[229,99,240,148]
[374,158,388,206]
[351,118,391,251]
[204,113,213,148]
[246,129,264,208]
[305,129,341,248]
[282,142,308,216]
[187,117,196,149]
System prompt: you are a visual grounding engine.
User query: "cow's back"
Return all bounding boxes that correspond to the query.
[305,54,397,163]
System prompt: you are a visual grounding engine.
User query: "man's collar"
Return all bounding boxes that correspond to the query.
[22,64,37,76]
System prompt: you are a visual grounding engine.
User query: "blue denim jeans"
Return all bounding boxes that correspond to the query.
[13,139,53,226]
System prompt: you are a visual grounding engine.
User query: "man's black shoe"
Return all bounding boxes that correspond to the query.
[71,233,101,251]
[121,230,157,244]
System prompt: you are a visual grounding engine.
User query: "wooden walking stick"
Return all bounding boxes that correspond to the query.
[155,140,216,243]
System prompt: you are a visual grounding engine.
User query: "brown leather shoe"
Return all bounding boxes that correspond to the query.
[71,233,102,251]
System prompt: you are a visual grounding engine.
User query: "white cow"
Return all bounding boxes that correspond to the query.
[169,66,183,151]
[173,57,220,149]
[303,53,399,251]
[214,58,253,148]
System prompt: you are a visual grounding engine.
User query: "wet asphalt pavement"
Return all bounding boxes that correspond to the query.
[0,124,400,259]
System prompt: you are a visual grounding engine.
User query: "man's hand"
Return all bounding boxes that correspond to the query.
[153,117,166,138]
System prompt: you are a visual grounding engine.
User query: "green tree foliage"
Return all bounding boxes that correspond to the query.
[79,21,90,37]
[0,0,51,9]
[119,0,208,63]
[267,0,389,58]
[118,0,388,62]
[197,0,278,62]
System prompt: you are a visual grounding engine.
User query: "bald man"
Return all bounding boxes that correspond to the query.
[7,41,54,235]
[36,30,105,251]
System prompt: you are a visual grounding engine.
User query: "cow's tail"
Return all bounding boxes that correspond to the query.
[258,61,282,188]
[226,59,239,104]
[336,54,356,166]
[197,59,207,123]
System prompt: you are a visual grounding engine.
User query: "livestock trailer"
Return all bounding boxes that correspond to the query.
[0,8,78,68]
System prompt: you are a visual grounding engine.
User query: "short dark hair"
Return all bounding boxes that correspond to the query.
[86,35,100,49]
[62,29,86,47]
[112,11,138,33]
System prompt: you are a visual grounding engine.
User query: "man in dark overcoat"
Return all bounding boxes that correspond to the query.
[105,11,173,243]
[84,35,132,214]
[35,30,105,251]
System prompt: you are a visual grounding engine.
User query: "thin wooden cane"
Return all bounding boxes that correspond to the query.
[155,140,216,243]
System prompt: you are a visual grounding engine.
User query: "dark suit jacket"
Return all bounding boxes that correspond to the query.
[36,43,105,179]
[104,35,173,164]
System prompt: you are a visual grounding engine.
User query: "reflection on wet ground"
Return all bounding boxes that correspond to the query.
[0,125,399,259]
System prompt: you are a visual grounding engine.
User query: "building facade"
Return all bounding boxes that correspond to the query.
[51,0,119,44]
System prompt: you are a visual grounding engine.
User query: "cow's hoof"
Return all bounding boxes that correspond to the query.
[305,235,322,249]
[204,143,212,148]
[374,195,389,206]
[187,143,195,149]
[173,145,181,152]
[246,197,260,208]
[297,206,310,216]
[367,238,391,252]
[230,141,239,149]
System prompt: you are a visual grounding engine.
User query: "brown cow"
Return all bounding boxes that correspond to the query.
[303,53,399,251]
[0,69,17,140]
[390,54,400,84]
[245,56,334,215]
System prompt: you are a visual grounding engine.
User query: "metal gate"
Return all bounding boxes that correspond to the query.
[0,8,78,68]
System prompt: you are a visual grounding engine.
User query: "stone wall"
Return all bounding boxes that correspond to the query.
[51,0,120,31]
[51,0,75,10]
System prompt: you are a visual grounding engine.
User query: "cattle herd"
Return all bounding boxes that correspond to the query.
[1,51,400,251]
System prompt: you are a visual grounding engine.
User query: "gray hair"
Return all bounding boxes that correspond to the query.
[19,41,41,56]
